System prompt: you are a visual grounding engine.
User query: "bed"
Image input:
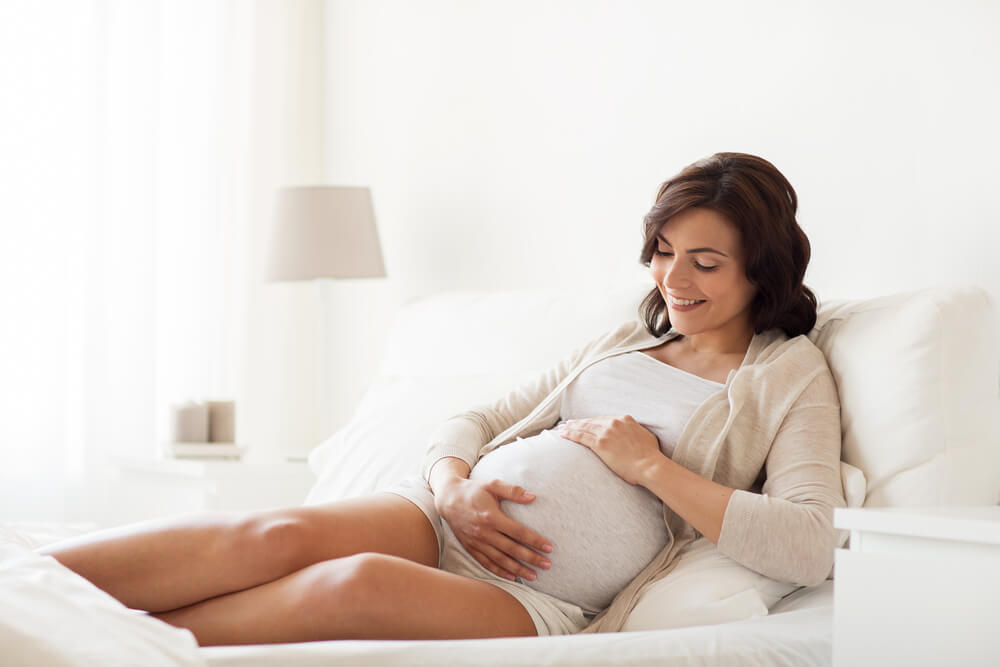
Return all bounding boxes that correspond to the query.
[3,282,998,666]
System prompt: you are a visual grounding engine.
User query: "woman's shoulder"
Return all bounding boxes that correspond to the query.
[748,330,838,403]
[752,328,830,371]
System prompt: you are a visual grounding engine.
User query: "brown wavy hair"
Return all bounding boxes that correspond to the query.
[638,152,817,338]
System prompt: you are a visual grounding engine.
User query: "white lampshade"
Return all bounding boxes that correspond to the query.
[266,186,386,281]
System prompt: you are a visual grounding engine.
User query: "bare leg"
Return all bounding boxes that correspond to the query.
[39,493,438,612]
[154,552,536,645]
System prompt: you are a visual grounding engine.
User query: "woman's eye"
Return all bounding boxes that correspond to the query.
[655,248,718,272]
[653,248,719,272]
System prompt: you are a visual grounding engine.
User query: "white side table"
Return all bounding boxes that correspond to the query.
[832,506,1000,667]
[102,457,316,527]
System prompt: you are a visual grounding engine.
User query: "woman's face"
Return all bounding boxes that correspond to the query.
[649,207,758,348]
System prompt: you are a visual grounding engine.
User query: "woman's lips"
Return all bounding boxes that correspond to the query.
[668,299,706,312]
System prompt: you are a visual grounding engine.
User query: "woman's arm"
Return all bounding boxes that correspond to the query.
[427,455,472,491]
[637,457,734,545]
[713,371,846,586]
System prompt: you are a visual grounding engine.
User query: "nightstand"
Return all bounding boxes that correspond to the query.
[103,457,315,527]
[832,505,1000,666]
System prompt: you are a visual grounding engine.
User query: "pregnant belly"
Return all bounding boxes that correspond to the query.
[465,429,669,614]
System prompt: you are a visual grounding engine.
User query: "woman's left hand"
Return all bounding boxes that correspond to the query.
[555,415,665,486]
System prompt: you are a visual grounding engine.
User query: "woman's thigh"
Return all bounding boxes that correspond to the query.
[158,552,537,645]
[275,492,440,569]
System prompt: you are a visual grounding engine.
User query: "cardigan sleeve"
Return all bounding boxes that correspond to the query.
[716,368,846,587]
[420,321,640,482]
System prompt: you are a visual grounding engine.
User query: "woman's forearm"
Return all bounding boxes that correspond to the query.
[639,456,735,545]
[428,456,472,495]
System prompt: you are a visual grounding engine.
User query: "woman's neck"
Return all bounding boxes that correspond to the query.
[675,322,753,358]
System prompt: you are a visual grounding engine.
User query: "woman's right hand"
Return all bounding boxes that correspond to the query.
[434,476,554,582]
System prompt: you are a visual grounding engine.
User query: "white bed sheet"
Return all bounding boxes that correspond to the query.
[201,583,833,667]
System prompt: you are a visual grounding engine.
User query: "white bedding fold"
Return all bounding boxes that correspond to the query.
[0,523,206,667]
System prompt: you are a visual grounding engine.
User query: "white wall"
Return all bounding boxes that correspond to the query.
[306,0,1000,454]
[322,0,999,297]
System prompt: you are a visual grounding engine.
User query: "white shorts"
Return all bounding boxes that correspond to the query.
[382,476,592,637]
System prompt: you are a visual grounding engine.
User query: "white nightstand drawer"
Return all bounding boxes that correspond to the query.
[837,506,1000,549]
[833,549,1000,666]
[846,529,1000,560]
[833,506,1000,667]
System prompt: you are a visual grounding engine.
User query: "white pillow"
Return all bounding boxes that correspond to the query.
[0,525,205,667]
[621,462,865,632]
[306,372,537,504]
[622,537,799,632]
[809,287,1000,507]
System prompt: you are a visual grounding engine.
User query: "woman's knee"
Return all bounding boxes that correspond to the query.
[223,510,311,575]
[297,553,395,616]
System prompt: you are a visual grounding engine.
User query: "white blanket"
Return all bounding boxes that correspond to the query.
[0,523,205,667]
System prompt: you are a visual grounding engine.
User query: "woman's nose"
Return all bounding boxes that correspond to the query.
[663,259,691,289]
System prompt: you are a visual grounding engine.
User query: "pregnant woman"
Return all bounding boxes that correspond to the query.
[41,152,846,644]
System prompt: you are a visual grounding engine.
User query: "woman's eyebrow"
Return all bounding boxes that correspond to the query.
[656,233,730,257]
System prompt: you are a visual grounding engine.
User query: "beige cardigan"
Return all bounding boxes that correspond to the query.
[421,319,846,634]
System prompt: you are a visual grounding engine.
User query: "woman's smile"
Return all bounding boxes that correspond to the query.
[667,296,707,312]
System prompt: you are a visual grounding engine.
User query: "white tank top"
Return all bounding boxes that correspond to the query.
[467,351,723,614]
[560,350,724,458]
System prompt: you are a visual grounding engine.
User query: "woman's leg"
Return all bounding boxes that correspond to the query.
[154,552,536,645]
[39,493,438,613]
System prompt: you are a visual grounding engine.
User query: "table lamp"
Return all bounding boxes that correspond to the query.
[266,186,385,281]
[265,185,387,455]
